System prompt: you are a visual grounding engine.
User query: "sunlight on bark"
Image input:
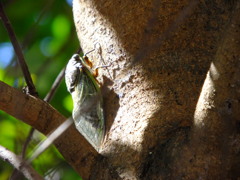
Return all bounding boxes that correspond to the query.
[194,62,219,127]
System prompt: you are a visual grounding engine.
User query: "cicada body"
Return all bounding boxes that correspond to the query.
[65,54,105,151]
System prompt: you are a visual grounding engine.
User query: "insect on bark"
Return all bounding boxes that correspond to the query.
[65,51,105,151]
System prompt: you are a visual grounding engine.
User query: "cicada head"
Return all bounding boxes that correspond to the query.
[65,54,83,93]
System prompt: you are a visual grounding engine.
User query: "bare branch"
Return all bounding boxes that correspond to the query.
[0,145,43,180]
[21,128,35,159]
[44,67,66,102]
[0,2,37,96]
[0,81,98,179]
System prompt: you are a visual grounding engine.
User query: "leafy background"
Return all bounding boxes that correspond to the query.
[0,0,82,179]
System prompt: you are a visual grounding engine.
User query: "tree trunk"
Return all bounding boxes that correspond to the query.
[73,0,240,179]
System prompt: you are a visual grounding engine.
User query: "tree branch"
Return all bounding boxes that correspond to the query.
[44,67,66,102]
[0,2,37,96]
[0,145,43,180]
[0,81,98,179]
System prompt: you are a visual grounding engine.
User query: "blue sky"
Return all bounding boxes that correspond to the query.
[0,42,14,68]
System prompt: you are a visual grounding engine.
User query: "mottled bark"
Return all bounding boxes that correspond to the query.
[73,0,240,179]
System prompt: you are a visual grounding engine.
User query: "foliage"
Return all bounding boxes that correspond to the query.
[0,0,81,179]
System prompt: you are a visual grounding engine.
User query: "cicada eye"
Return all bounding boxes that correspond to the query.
[72,54,80,61]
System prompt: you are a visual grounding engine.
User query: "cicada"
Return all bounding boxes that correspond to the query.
[65,53,105,151]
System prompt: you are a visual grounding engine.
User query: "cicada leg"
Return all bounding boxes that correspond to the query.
[93,64,111,86]
[83,55,93,69]
[92,67,102,86]
[83,48,111,86]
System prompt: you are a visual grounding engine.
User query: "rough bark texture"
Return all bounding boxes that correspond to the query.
[73,0,240,179]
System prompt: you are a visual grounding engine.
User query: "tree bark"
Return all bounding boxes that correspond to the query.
[0,81,98,180]
[73,0,240,179]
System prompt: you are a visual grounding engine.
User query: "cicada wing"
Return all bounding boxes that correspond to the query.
[71,69,105,151]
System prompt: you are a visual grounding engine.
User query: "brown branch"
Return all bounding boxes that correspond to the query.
[0,145,43,180]
[0,2,37,96]
[0,81,98,179]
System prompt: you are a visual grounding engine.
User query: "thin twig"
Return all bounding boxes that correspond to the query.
[0,145,43,180]
[27,118,73,164]
[44,67,66,102]
[0,2,38,96]
[21,128,35,159]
